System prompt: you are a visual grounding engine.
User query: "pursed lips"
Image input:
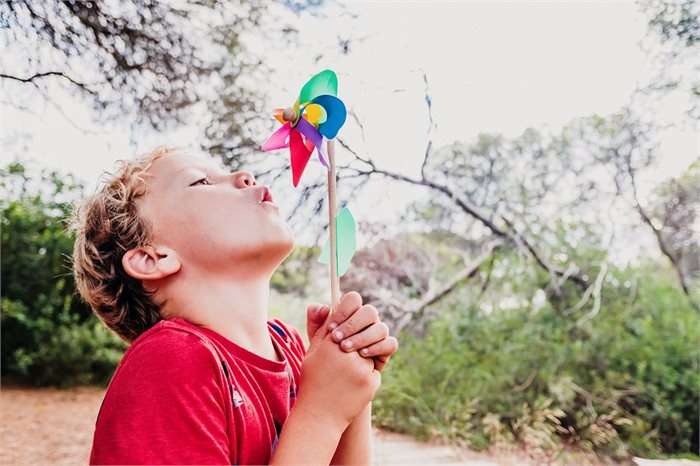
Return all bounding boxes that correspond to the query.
[259,186,279,210]
[261,186,274,203]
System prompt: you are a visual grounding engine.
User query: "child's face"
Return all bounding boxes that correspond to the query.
[137,151,294,275]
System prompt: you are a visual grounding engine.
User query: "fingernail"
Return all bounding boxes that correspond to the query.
[329,322,338,330]
[343,339,353,349]
[361,348,369,356]
[335,330,343,340]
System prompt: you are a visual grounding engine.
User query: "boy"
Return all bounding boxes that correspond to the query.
[71,147,398,465]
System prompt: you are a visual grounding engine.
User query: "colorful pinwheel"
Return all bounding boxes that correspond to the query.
[260,70,356,308]
[261,70,348,187]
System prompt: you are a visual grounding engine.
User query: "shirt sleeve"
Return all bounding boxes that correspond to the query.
[90,329,231,465]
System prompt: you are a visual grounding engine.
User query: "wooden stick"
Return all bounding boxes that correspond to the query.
[327,139,341,309]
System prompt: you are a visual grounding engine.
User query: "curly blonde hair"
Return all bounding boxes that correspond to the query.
[71,147,176,344]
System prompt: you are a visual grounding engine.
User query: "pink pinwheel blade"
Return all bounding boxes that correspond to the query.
[289,129,313,187]
[261,123,291,151]
[296,117,329,169]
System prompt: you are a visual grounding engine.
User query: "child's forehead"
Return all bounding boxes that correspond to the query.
[152,151,224,177]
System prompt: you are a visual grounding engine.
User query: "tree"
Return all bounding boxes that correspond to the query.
[650,159,700,289]
[637,0,700,118]
[566,111,698,301]
[1,162,126,386]
[1,0,264,132]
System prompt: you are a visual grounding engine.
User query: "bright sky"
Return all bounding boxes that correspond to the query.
[2,1,697,234]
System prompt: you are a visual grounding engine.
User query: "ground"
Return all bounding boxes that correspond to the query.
[1,386,697,465]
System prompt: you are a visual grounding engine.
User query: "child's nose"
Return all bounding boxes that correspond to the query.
[232,171,257,188]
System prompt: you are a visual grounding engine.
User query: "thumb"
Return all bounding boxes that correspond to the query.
[306,303,332,342]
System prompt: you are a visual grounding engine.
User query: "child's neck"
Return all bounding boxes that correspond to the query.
[163,272,281,362]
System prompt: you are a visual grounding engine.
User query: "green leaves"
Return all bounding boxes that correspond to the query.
[1,163,127,387]
[373,253,700,458]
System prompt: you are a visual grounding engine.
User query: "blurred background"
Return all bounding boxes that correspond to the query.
[1,0,698,464]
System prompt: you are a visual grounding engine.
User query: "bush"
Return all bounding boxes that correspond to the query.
[1,162,127,387]
[373,263,699,459]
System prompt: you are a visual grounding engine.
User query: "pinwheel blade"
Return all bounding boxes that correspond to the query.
[303,103,327,126]
[299,70,338,105]
[273,108,286,125]
[261,123,291,151]
[318,207,357,276]
[311,95,347,139]
[296,117,329,169]
[289,129,312,187]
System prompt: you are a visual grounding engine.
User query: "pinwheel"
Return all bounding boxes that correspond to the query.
[261,69,348,188]
[261,70,356,308]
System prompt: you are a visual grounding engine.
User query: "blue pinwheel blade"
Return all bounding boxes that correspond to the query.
[310,95,347,139]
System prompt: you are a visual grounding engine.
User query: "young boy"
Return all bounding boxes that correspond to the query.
[71,147,398,465]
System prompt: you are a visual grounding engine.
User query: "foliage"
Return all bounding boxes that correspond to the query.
[1,0,264,131]
[270,245,322,296]
[651,158,700,272]
[638,0,700,117]
[373,253,700,459]
[641,0,699,48]
[340,234,434,332]
[1,162,127,387]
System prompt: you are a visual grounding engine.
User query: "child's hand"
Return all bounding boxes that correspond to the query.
[297,306,380,432]
[306,292,398,372]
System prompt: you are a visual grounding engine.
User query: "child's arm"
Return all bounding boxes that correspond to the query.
[331,403,373,464]
[268,402,347,465]
[305,292,399,465]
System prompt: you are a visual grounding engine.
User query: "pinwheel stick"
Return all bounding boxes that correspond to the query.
[327,139,341,309]
[278,105,341,308]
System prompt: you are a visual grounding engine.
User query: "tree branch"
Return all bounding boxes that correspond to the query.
[415,240,503,312]
[576,262,608,325]
[356,165,506,236]
[501,215,587,287]
[622,147,692,296]
[351,163,588,288]
[417,68,436,180]
[337,136,374,169]
[394,240,502,333]
[0,71,96,94]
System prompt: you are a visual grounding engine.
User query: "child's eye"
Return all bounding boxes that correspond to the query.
[190,176,212,186]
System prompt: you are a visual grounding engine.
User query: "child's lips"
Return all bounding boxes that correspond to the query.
[261,187,274,203]
[259,186,279,210]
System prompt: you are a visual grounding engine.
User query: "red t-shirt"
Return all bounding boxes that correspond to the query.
[90,317,306,465]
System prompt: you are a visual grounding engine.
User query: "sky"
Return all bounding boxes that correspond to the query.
[2,1,697,244]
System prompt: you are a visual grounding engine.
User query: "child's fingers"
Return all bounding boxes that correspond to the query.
[330,304,379,343]
[306,303,332,342]
[327,291,363,331]
[361,337,399,372]
[339,322,389,352]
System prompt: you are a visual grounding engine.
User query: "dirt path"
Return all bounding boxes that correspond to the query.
[1,386,697,466]
[0,385,472,465]
[1,386,102,465]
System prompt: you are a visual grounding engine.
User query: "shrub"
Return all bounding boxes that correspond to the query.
[1,162,127,387]
[373,263,699,459]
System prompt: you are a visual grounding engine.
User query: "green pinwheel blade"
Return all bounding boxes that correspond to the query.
[299,70,338,106]
[318,207,356,276]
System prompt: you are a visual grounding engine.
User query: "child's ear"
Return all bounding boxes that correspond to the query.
[122,246,181,282]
